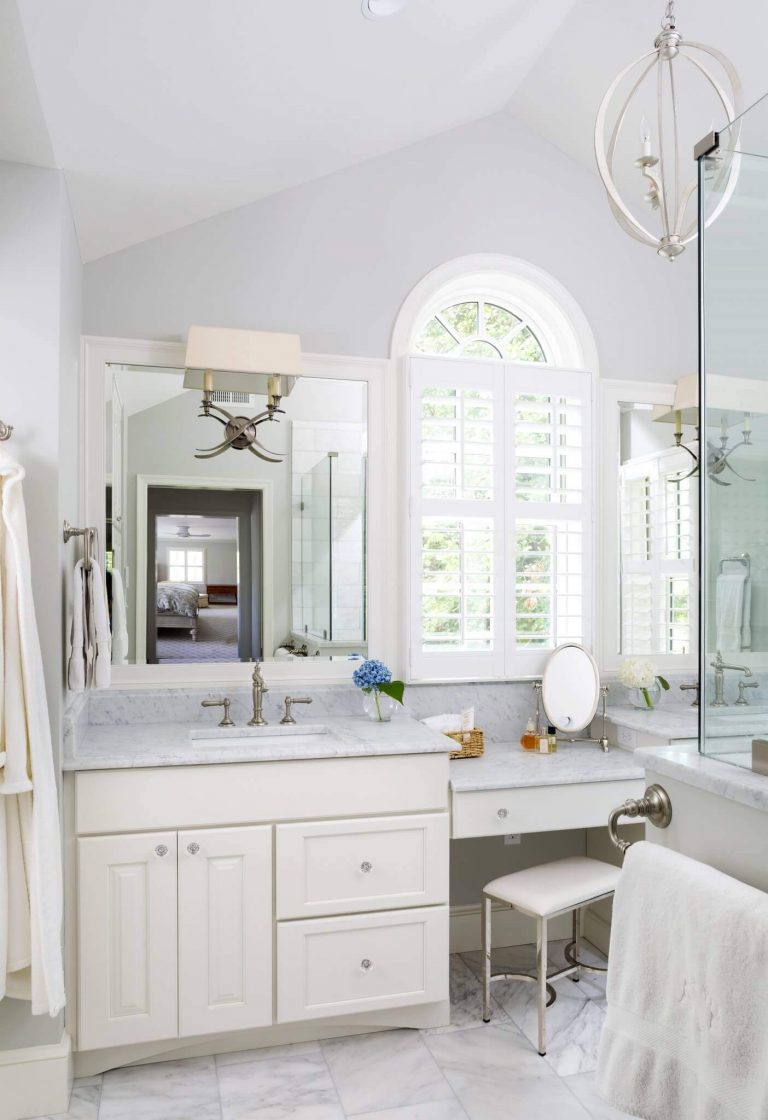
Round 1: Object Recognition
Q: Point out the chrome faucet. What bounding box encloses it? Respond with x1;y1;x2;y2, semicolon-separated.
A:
711;650;752;707
679;682;700;707
201;697;234;727
281;696;313;725
248;662;268;726
736;680;759;706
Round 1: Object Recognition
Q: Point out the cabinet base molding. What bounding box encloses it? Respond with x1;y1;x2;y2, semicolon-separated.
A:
449;903;570;954
0;1033;71;1120
72;1002;449;1078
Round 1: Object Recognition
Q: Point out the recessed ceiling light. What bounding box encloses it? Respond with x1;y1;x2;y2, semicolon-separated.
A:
361;0;408;19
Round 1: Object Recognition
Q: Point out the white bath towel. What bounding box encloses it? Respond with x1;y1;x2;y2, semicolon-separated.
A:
68;558;111;690
110;568;129;665
597;842;768;1120
741;576;752;651
0;452;65;1016
716;571;747;652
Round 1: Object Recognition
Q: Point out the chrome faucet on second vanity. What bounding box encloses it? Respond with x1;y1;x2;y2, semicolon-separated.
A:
711;650;752;707
248;662;268;726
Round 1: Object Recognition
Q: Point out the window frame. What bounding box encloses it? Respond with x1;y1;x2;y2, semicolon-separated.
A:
407;353;596;682
597;378;698;675
167;546;206;585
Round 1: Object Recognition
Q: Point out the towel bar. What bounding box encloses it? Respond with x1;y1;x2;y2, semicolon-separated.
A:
63;521;98;570
608;784;672;853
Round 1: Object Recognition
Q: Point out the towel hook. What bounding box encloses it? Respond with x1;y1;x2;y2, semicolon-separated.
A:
0;420;12;441
608;784;672;854
63;521;98;570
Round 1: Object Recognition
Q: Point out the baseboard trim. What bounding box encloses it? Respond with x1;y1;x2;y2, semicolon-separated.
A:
0;1032;71;1120
449;903;571;954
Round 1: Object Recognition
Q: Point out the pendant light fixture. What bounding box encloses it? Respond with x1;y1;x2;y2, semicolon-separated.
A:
594;1;742;260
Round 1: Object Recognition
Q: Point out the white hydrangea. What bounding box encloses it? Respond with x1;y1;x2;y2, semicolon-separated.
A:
618;657;658;688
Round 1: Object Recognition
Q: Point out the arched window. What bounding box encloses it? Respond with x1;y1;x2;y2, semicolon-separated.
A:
398;256;598;682
414;299;547;363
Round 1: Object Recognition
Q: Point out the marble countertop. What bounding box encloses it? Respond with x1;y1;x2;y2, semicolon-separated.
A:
63;712;452;772
604;704;698;739
450;739;645;793
637;746;768;815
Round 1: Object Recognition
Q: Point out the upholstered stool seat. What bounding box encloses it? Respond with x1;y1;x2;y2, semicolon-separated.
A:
482;856;620;1056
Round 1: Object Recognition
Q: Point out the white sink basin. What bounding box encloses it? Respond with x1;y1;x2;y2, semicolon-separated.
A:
190;723;331;743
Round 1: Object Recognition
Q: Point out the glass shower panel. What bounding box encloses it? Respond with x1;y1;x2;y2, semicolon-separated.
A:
701;102;768;768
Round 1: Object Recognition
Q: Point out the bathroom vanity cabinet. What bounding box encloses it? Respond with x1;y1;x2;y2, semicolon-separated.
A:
67;751;450;1066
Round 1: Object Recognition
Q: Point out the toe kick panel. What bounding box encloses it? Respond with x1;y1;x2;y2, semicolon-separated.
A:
277;906;449;1022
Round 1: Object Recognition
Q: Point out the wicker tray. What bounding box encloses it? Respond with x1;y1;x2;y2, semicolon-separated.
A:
445;728;485;759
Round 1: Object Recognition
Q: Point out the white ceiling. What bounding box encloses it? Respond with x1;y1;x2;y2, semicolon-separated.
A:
6;0;768;262
157;514;238;543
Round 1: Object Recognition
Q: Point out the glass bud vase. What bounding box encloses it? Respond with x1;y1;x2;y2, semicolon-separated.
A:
362;691;398;722
625;681;662;710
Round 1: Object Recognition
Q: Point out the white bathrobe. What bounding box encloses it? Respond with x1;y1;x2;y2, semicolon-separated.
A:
0;451;65;1016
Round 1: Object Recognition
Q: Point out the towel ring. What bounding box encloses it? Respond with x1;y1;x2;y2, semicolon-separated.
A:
608;784;672;854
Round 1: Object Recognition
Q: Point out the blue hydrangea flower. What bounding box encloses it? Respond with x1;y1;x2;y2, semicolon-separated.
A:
352;659;392;692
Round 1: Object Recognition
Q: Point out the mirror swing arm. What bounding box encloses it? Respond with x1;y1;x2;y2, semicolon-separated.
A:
532;682;610;753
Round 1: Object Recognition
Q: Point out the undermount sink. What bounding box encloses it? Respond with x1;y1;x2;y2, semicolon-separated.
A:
190;723;331;743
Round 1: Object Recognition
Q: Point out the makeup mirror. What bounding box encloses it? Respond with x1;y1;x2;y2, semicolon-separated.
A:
542;642;601;732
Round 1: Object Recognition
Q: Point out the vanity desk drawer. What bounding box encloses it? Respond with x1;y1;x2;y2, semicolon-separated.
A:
277;906;448;1022
276;813;449;919
451;779;646;839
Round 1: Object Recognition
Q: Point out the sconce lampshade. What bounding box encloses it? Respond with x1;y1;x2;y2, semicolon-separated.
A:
183;326;302;396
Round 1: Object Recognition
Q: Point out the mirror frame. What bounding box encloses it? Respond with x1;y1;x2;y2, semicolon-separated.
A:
81;335;398;686
542;642;600;732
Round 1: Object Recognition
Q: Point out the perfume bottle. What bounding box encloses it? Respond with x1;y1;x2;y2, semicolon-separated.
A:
520;718;538;751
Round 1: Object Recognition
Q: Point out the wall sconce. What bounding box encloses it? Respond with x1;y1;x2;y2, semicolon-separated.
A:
183;326;302;462
654;373;755;486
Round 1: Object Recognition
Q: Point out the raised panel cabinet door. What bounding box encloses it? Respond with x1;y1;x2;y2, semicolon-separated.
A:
78;831;178;1050
275;813;450;919
178;825;273;1037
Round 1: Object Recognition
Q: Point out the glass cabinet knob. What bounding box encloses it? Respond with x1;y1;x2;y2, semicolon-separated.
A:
360;861;373;873
187;842;200;855
497;808;509;820
154;844;169;857
361;958;373;971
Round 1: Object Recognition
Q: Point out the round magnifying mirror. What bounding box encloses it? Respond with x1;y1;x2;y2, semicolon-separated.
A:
541;643;601;733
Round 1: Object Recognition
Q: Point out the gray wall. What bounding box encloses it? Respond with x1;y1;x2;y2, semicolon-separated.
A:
83;111;697;381
0;160;82;1048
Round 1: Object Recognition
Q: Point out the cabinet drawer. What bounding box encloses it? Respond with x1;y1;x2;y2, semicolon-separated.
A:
276;813;449;919
451;779;646;839
277;906;448;1022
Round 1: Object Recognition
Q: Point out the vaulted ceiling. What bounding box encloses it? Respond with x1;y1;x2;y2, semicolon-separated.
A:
4;0;767;261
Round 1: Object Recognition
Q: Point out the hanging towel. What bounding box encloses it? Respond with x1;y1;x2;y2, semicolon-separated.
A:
0;451;65;1016
716;571;747;652
67;558;111;690
741;575;752;651
110;567;129;665
597;842;768;1120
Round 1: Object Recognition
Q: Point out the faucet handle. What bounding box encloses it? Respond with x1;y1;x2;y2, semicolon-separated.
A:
201;697;234;727
679;682;700;707
281;696;313;725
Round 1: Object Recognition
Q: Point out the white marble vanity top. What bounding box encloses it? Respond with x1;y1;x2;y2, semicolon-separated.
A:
604;704;698;739
450;739;644;792
637;746;768;815
63;711;451;771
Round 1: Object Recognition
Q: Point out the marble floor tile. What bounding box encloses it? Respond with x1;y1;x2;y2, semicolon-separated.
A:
563;1073;639;1120
424;1024;592;1120
321;1029;454;1116
217;1049;343;1120
99;1055;221;1120
350;1101;469;1119
216;1040;323;1068
36;1076;102;1120
425;955;511;1035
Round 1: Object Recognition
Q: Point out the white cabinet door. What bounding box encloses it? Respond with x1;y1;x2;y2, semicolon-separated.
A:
277;906;449;1022
178;825;273;1037
276;814;449;919
78;831;178;1050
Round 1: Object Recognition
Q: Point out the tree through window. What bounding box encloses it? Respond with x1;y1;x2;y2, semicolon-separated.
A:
415;300;547;363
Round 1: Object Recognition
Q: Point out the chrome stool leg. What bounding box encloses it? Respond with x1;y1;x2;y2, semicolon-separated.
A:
569;908;581;983
536;916;548;1056
482;894;492;1023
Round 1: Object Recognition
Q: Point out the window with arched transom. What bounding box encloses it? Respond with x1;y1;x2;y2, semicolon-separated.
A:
414;299;547;363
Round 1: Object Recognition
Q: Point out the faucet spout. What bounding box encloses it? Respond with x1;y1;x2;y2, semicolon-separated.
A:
248;662;269;726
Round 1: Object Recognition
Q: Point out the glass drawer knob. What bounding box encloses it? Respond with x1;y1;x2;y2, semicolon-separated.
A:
360;861;373;873
187;842;200;855
154;844;169;857
497;808;509;820
361;958;373;971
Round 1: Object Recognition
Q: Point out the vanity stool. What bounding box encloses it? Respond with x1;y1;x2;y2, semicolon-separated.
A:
481;856;620;1055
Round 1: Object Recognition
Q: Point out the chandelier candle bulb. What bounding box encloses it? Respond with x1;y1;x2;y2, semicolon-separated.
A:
203;369;213;394
640;115;652;158
674;410;682;437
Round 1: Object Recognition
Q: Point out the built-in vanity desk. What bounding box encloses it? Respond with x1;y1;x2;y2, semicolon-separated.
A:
599;704;699;751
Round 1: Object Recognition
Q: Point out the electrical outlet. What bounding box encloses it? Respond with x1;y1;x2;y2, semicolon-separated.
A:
503;834;521;845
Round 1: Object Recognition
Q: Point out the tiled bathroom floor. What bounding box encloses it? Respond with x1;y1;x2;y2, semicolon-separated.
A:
39;941;634;1120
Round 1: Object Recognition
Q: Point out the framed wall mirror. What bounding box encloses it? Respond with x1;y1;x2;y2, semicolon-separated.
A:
83;339;396;684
